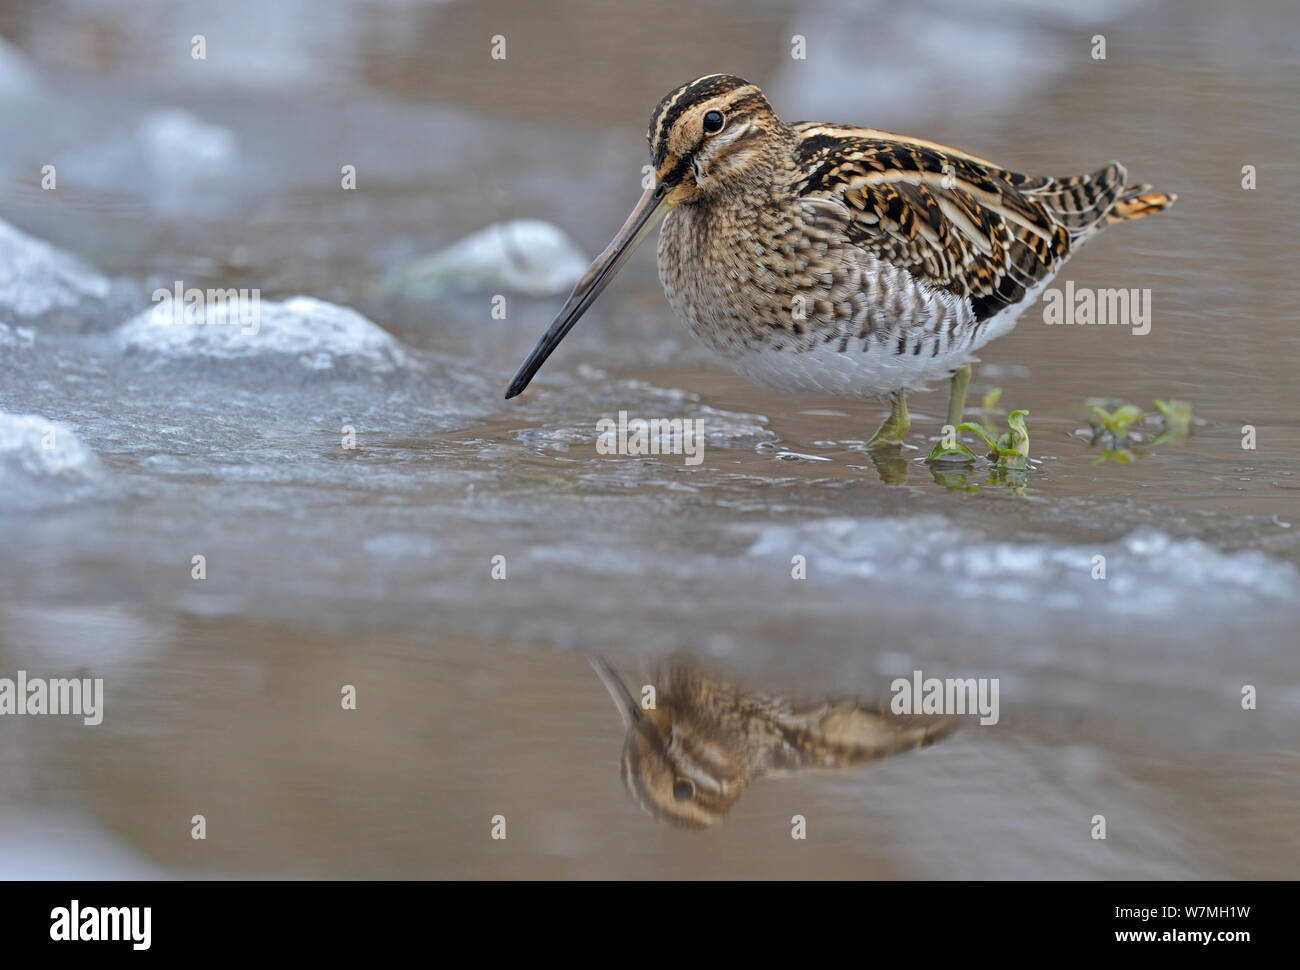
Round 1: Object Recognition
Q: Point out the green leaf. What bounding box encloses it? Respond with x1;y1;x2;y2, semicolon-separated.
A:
926;439;978;463
1091;448;1136;465
955;422;997;452
1090;404;1143;434
1006;409;1030;457
1152;398;1192;436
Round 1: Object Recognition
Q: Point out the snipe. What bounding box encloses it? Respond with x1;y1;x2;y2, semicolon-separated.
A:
506;74;1175;447
590;657;958;829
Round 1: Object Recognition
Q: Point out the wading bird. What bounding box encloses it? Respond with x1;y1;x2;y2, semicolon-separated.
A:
506;75;1174;448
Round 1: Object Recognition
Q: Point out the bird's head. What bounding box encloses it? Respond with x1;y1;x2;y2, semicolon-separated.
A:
590;657;745;830
504;75;785;399
646;74;785;204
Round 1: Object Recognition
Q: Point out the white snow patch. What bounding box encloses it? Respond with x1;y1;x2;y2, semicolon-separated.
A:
115;295;409;372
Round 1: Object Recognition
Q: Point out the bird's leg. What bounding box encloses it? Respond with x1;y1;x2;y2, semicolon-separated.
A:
945;363;972;428
867;390;910;448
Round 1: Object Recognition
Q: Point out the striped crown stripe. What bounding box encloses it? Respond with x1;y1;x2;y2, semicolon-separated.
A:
648;74;754;165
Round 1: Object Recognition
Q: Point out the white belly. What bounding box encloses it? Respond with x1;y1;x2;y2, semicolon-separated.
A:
718;331;975;399
675;274;1053;400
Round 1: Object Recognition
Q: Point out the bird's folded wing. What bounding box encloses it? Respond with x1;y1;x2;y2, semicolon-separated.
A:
792;124;1126;321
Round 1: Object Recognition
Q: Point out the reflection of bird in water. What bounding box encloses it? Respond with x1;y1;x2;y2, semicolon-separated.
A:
590;657;959;829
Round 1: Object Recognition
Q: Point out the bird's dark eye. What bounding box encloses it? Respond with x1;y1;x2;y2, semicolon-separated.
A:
702;111;725;134
672;778;695;802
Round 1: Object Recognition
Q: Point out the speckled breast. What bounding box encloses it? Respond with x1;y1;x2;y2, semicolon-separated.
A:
655;201;986;399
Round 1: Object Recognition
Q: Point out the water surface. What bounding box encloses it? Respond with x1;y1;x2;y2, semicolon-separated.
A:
0;0;1297;878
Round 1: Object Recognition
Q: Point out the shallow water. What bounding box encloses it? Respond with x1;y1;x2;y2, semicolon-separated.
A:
1;0;1298;878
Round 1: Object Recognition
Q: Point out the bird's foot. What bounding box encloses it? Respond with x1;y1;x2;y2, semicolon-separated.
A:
866;391;910;449
945;363;972;428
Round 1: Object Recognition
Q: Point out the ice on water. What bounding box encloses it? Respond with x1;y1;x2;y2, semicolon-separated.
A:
0;411;103;507
0;218;115;328
378;219;589;299
115;295;412;373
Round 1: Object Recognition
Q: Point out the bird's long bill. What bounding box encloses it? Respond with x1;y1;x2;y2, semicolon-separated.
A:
505;182;671;399
588;656;642;730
